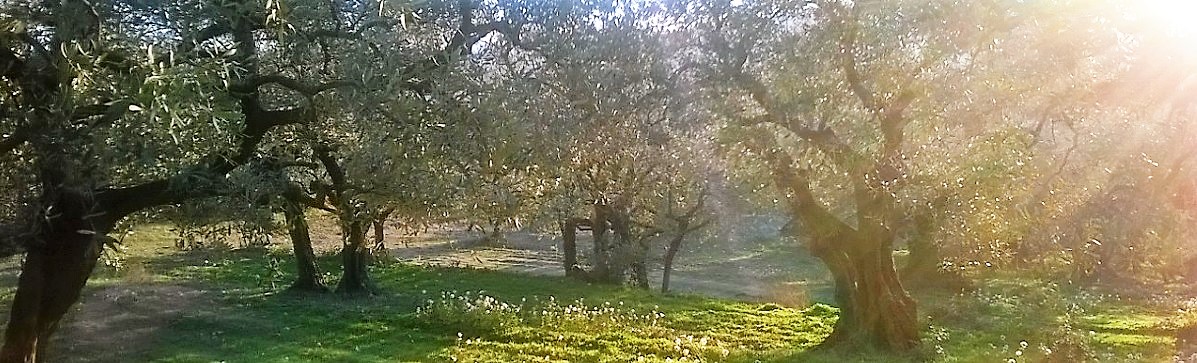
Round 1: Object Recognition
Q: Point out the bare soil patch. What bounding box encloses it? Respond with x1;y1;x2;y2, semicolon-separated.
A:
48;283;211;362
305;215;833;303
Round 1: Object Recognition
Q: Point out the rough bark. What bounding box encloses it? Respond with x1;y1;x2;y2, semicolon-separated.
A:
335;218;374;294
810;235;919;351
770;160;919;351
371;210;391;252
630;260;650;289
313;145;375;295
0;1;510;359
282;200;324;292
719;4;923;349
606;204;635;285
902;209;940;276
590;205;612;281
660;190;708;293
0;185;105;363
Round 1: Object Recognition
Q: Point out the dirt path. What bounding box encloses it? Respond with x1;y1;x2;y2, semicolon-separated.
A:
44;283;211;362
308;217;833;304
0;215;825;361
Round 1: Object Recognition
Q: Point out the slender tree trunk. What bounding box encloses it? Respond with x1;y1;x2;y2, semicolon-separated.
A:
282;201;324;292
372;218;385;251
661;233;685;293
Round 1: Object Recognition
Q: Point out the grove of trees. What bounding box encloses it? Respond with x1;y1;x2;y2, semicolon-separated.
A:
2;0;1196;361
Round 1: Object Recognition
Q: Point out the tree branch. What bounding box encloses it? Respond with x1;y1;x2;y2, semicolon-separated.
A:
231;75;362;97
830;4;879;114
93;104;313;229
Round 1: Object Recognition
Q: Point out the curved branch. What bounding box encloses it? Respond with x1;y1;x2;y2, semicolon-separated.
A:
830;4;878;113
94;104;313;229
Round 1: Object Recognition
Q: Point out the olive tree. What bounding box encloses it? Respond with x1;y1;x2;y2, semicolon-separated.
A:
680;0;1025;351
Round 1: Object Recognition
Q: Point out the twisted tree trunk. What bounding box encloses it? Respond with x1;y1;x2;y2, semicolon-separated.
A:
282;200;324;292
336;218;374;294
771;160;919;351
313;145;375;295
811;235;919;350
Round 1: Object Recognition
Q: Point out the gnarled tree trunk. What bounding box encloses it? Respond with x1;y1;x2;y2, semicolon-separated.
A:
0;187;103;363
336;218;374;294
810;235;919;351
314;145;375;295
371;209;392;252
282;200;324;292
765;150;920;352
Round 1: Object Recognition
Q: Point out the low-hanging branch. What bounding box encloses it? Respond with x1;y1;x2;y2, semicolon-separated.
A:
94;103;314;230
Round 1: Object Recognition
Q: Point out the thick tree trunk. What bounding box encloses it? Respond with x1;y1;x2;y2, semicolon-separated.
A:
1;188;103;363
335;219;374;294
561;219;580;278
312;144;374;295
631;260;649;289
590;205;611;282
282;201;324;292
902;211;941;280
765;152;920;352
810;235;919;351
607;206;635;285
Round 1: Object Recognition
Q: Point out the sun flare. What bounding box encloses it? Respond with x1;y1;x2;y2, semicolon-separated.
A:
1139;0;1197;38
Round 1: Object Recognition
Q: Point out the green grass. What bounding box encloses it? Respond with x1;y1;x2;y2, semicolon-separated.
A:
0;224;1192;362
124;249;841;362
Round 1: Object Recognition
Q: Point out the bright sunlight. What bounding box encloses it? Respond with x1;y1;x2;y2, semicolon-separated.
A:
4;1;1197;362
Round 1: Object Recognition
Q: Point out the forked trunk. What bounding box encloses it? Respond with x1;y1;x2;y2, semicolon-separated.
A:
282;202;324;292
810;235;919;351
335;219;374;294
371;208;393;253
372;218;385;251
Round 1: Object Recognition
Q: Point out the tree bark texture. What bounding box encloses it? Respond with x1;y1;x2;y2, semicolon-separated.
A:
335;218;374;294
282;200;324;292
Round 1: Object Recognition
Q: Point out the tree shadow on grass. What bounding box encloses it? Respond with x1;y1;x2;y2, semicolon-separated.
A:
96;248;452;362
